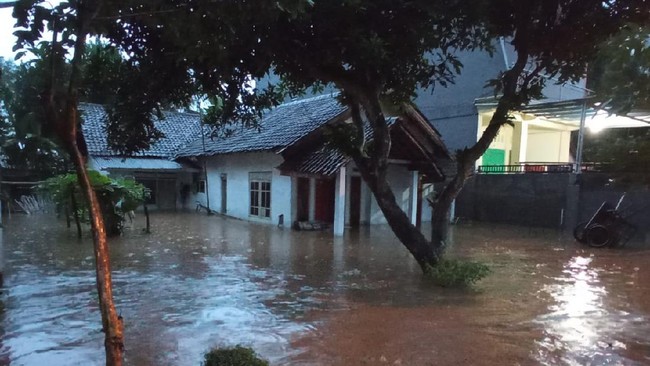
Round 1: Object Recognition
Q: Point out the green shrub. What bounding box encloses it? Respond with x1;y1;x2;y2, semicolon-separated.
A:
40;170;148;236
202;346;269;366
424;259;491;287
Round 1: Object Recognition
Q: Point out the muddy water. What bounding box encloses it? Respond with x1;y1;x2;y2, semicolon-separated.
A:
0;213;649;365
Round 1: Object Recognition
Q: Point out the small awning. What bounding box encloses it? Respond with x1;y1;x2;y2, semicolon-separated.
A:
90;157;199;172
476;97;650;131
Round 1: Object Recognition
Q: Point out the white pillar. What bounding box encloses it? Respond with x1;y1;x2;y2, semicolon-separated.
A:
450;199;456;223
333;166;346;236
519;121;529;164
408;171;418;225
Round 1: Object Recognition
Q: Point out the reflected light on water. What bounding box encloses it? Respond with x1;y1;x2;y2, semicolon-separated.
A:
535;256;635;365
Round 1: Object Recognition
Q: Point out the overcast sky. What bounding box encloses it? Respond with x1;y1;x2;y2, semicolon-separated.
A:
0;7;17;60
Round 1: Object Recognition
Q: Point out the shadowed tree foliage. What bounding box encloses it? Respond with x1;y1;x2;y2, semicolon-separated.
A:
589;24;650;115
583;128;650;186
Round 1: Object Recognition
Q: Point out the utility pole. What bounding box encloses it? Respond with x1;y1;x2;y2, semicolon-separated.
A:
575;99;588;175
197;99;211;215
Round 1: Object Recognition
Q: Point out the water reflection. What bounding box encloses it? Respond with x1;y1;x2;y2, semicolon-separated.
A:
536;255;650;365
0;214;649;365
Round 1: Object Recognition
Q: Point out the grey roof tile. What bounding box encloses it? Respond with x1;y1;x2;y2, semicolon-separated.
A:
80;103;204;158
176;93;347;157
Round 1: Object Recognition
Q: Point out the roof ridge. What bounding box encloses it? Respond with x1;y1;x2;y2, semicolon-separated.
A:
276;92;341;108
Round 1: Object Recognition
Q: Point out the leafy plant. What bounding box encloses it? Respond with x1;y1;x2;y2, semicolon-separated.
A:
40;170;148;236
202;346;269;366
424;259;491;288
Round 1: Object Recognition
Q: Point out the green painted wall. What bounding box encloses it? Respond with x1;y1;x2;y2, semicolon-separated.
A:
482;148;505;166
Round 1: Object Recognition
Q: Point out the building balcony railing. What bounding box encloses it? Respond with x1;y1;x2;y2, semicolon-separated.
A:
477;162;605;174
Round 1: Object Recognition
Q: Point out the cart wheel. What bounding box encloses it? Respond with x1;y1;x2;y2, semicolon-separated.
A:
585;224;614;248
573;221;589;243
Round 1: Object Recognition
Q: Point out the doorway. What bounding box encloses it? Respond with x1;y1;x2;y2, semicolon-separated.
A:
296;177;310;221
314;178;335;222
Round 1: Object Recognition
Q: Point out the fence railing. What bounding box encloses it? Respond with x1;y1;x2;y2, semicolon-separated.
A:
478;162;606;174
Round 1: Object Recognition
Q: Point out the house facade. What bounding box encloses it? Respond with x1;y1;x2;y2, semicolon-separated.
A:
176;94;450;235
81;103;202;210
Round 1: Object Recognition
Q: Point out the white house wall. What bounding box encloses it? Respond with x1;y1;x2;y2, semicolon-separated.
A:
86;164;195;211
526;129;572;163
198;152;292;225
350;164;432;225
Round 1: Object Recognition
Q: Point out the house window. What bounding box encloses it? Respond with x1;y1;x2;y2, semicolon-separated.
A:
198;180;206;193
249;172;271;218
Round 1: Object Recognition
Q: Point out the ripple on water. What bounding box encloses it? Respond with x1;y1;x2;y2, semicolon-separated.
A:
2;214;650;365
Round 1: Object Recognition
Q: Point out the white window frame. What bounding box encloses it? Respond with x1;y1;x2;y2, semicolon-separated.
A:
249;172;272;218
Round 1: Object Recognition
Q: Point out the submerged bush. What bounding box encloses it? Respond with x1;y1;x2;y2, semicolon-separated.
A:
424;259;491;287
40;170;148;236
202;346;269;366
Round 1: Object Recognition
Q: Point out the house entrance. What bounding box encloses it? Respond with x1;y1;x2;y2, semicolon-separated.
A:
315;178;335;223
157;179;177;210
296;177;310;221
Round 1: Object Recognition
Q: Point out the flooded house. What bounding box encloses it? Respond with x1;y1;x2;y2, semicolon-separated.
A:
80;103;203;210
80;94;451;235
177;94;451;235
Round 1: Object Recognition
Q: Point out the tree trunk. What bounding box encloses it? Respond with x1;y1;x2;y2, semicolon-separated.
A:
66;102;124;365
347;94;439;271
45;1;124;363
430;43;532;246
356;161;439;270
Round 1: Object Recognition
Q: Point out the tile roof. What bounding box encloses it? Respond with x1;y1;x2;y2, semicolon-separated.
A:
80;103;204;158
89;156;196;171
277;118;398;177
176;93;347;157
282;146;350;177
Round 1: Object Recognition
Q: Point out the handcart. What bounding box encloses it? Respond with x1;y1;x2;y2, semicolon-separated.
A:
573;193;640;248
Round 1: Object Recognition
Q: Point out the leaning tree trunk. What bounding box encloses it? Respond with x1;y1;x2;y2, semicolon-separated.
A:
347;94;439;272
44;2;124;363
355;162;440;270
430;43;532;247
65;101;124;365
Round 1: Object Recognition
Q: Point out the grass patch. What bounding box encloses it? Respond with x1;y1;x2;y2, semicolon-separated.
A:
202;346;269;366
424;259;491;287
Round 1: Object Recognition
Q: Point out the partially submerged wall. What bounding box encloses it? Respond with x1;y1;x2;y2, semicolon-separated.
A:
456;173;570;228
456;173;650;242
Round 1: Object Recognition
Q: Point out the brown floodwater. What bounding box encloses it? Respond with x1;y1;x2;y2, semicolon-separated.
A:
0;212;649;365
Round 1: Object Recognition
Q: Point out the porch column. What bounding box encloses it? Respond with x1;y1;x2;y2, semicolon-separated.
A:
408;171;418;225
519;121;528;163
333;166;346;236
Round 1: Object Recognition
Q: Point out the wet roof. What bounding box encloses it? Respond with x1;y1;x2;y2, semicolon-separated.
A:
89;156;196;171
176;93;347;157
80;103;204;158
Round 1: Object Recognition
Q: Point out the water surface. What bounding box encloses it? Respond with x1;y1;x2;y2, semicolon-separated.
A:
0;213;648;365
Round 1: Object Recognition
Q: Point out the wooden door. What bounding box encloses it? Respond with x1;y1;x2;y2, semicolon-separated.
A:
315;179;335;222
296;177;310;221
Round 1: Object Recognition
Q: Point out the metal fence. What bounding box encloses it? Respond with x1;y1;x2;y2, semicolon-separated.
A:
477;162;607;174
